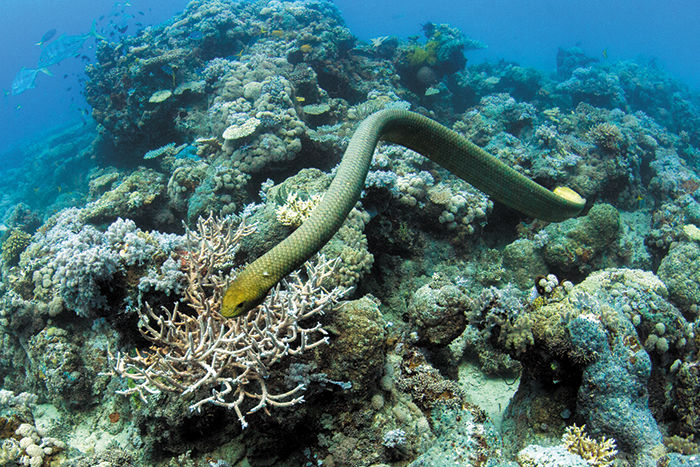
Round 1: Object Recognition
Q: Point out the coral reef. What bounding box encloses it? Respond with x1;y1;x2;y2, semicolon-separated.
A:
108;215;344;428
15;208;184;317
1;0;700;465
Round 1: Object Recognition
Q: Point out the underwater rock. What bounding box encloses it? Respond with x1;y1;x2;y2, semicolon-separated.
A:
323;296;386;395
3;203;41;234
658;242;700;312
500;268;684;464
27;327;92;409
557;66;627;110
82;167;169;229
407;279;470;346
556;46;599;79
406;404;502;466
542;203;621;278
502;238;549;290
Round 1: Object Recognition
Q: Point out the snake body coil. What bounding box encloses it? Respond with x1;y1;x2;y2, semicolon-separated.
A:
221;109;585;317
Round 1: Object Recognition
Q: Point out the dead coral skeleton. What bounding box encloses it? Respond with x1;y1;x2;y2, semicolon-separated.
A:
106;214;345;428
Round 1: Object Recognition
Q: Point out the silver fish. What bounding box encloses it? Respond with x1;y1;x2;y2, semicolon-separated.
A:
11;67;53;95
38;21;104;68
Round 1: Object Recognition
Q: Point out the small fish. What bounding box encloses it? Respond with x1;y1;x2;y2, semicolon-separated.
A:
300;44;313;53
271;30;284;38
38;21;104;68
296;96;305;102
602;48;608;59
36;28;57;47
11;67;53;95
138;10;144;15
188;31;204;40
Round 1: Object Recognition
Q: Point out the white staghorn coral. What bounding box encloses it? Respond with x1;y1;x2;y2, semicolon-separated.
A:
106;213;345;428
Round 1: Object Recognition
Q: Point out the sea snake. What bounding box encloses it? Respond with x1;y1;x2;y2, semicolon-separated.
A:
221;109;586;317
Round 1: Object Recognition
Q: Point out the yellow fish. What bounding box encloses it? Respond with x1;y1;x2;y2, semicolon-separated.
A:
300;44;313;53
271;30;284;38
296;96;305;102
602;48;608;59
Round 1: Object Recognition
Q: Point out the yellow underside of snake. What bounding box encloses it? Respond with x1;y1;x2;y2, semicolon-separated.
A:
221;109;586;317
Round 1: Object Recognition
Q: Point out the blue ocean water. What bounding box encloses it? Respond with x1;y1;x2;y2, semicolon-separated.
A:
2;0;699;157
0;0;188;155
333;0;700;91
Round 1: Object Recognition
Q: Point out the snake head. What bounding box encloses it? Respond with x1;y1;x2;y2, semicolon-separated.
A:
221;280;266;317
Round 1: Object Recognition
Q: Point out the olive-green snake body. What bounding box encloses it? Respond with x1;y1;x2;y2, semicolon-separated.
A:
221;109;585;317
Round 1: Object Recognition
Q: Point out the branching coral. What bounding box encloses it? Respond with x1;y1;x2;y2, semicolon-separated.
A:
562;424;617;467
276;192;323;227
106;214;346;428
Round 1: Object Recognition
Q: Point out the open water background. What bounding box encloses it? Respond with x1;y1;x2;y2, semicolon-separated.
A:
1;0;699;157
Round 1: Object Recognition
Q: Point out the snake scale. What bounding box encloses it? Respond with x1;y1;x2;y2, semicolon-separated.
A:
221;109;586;317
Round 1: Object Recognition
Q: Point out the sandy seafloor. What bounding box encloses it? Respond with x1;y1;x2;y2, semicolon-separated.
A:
2;1;700;466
